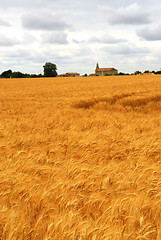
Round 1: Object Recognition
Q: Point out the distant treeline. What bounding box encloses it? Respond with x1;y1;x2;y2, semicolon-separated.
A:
118;70;161;75
1;69;161;78
0;70;43;78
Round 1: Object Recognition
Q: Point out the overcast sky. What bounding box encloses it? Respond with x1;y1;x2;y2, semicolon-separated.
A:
0;0;161;75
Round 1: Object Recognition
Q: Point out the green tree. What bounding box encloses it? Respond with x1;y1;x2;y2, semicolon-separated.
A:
155;71;161;74
1;70;12;78
11;71;25;78
134;70;142;75
43;62;57;77
118;72;125;75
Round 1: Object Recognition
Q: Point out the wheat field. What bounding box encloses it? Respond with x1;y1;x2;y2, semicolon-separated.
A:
0;75;161;240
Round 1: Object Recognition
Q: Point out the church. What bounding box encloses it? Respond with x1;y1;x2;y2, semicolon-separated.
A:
95;63;118;76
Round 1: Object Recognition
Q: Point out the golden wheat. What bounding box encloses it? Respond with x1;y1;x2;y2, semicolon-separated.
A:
0;75;161;239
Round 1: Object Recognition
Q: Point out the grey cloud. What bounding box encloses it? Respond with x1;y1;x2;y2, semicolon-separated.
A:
72;39;83;44
108;3;150;25
103;43;150;55
42;32;69;44
22;33;37;44
0;0;45;8
72;35;126;44
89;35;126;44
1;48;32;59
0;34;20;47
73;46;92;57
137;25;161;41
0;18;11;26
22;13;71;31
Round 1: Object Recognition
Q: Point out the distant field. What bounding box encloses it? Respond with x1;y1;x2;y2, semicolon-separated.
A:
0;75;161;239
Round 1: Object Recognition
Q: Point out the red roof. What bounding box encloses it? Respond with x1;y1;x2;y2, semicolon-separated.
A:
58;74;68;77
141;73;154;75
96;68;117;72
66;72;80;75
58;72;80;77
89;73;95;76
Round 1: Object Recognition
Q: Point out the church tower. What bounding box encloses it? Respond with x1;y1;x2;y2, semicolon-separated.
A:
96;63;99;70
95;63;99;75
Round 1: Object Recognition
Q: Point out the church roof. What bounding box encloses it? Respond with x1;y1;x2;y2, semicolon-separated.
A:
96;68;117;72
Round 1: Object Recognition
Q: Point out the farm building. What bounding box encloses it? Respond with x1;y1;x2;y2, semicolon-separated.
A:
95;63;118;76
58;72;80;77
89;73;95;76
141;73;154;75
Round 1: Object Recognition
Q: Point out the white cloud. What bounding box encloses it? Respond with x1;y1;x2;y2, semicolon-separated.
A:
41;32;69;44
0;0;161;74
